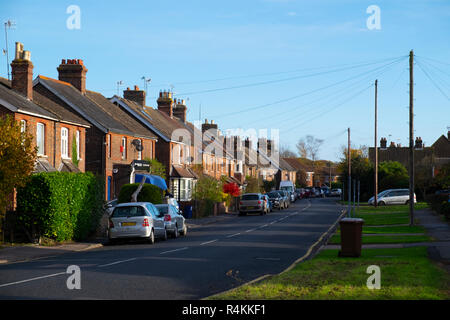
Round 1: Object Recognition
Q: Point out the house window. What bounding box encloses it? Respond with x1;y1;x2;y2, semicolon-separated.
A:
137;139;142;160
171;178;193;201
36;122;45;156
107;134;111;158
61;127;69;158
121;137;127;160
20;120;26;133
76;130;81;160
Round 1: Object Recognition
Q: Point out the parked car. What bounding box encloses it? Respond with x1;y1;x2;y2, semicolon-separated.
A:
239;193;269;215
154;204;187;238
165;197;180;212
104;199;118;217
267;191;286;210
330;188;342;197
108;202;167;244
262;194;273;212
368;189;416;206
277;190;290;208
280;181;296;202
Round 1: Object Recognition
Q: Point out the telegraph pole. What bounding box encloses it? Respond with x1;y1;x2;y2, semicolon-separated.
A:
409;50;415;226
347;127;351;217
374;79;378;208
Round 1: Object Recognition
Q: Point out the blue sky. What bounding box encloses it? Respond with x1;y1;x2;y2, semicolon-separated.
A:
1;0;449;161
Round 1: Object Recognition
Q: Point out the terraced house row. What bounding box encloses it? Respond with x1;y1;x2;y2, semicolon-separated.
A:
1;42;299;209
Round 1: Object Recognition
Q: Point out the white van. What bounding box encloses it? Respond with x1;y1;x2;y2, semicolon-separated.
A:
279;181;295;202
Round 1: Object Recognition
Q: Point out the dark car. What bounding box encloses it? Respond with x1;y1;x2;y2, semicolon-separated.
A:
267;191;286;210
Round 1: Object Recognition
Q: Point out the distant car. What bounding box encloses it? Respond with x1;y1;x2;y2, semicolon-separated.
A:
368;189;416;206
239;193;269;216
262;194;273;212
155;204;187;238
277;190;290;208
330;188;342;197
267;191;287;210
108;202;167;244
435;189;450;197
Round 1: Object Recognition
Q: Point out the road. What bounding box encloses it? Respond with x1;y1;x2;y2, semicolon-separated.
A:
0;198;343;300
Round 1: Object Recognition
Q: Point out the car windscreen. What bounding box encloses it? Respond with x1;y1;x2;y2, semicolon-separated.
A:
155;205;169;214
268;192;280;198
112;206;146;218
242;194;259;200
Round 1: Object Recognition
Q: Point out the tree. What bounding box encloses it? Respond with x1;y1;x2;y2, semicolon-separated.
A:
378;161;409;191
279;144;297;158
0;115;37;230
72;134;79;167
144;157;166;180
296;135;324;186
433;162;450;189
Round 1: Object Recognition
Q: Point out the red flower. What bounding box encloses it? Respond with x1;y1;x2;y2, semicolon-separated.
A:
223;182;240;197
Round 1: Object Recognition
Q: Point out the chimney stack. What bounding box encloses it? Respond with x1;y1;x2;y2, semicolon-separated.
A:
57;59;88;94
380;137;387;149
415;137;423;149
123;85;146;107
173;99;187;123
157;90;174;117
244;137;252;150
201;118;218;134
11;42;34;100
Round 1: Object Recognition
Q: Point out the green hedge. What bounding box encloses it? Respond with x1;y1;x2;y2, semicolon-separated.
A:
16;172;104;242
118;183;163;204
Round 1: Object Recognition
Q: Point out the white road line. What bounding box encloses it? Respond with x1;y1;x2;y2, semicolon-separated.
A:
160;247;188;255
226;232;241;238
245;229;255;233
260;224;268;228
98;258;137;268
0;272;66;288
200;239;218;246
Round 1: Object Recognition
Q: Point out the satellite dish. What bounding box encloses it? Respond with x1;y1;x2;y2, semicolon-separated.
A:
131;139;143;151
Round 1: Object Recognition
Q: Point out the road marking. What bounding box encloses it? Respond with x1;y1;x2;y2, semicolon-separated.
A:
260;224;268;228
98;258;137;268
200;239;218;246
0;272;66;288
245;229;255;233
160;247;188;255
226;232;241;238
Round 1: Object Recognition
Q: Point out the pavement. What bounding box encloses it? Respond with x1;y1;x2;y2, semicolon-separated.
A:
0;212;237;265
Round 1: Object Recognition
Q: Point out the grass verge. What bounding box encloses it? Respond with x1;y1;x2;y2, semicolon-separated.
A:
209;247;449;300
328;234;432;244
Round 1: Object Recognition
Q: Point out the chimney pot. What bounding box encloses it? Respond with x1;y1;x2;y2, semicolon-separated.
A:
11;42;34;100
57;58;88;93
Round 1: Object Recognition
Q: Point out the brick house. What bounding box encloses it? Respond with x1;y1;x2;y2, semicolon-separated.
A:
368;132;450;178
110;90;197;203
0;43;90;174
33;59;158;200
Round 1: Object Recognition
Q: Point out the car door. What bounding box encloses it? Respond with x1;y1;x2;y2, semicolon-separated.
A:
387;191;400;205
146;204;165;237
172;205;184;231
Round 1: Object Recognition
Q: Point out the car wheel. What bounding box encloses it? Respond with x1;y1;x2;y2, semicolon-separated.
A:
173;225;179;238
147;229;155;245
378;201;386;206
162;228;168;241
405;200;409;205
180;224;187;236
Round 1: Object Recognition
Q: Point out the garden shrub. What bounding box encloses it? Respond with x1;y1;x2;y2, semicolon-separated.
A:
118;183;163;204
16;172;104;242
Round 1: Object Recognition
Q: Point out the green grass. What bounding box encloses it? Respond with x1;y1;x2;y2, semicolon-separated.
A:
210;247;449;300
336;225;426;234
328;234;433;244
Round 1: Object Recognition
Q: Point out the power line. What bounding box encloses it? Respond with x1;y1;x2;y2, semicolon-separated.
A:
416;59;450;101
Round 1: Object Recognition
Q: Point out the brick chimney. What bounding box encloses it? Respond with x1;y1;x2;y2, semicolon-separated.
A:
244;137;252;150
57;59;88;94
415;137;423;149
124;85;146;107
380;137;387;149
201;119;218;135
173;99;187;123
157;90;174;117
11;42;33;100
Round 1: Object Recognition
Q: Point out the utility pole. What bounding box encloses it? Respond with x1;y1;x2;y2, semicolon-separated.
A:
116;80;123;96
347;127;351;217
409;50;415;226
3;20;15;81
374;79;378;208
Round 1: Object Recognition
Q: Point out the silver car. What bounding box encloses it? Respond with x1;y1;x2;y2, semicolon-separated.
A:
155;204;187;238
368;189;417;206
108;202;167;244
239;193;269;216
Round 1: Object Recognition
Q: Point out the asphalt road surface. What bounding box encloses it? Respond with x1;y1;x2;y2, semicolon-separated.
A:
0;197;343;300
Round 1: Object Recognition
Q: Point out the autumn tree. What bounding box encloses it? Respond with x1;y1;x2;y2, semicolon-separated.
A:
0;115;37;230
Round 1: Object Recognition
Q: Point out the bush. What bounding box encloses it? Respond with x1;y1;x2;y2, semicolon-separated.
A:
118;183;163;204
16;172;104;242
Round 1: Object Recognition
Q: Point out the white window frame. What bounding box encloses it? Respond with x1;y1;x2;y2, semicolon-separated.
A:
36;122;45;156
61;127;69;159
76;130;81;160
121;137;127;160
137;139;142;160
